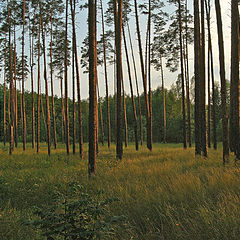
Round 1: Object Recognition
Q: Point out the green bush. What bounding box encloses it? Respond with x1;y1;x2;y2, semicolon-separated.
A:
26;182;125;240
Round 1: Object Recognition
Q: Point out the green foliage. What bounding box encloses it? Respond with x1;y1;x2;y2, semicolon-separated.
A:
26;183;125;240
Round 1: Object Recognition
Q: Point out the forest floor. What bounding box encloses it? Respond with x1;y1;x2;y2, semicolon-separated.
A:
0;143;240;240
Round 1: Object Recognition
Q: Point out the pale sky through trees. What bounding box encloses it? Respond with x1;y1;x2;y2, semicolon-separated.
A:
0;0;231;100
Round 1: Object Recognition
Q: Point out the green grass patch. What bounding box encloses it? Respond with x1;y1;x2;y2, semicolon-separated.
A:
0;143;240;239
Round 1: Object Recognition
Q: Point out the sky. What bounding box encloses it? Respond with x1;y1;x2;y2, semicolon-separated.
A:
1;0;232;100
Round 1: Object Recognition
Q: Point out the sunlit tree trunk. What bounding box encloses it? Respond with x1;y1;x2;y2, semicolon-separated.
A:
50;9;57;150
72;33;76;154
41;21;51;156
127;21;143;146
134;0;151;150
114;0;123;159
14;26;18;148
178;0;187;149
122;77;128;148
22;0;26;151
205;0;217;150
160;55;166;143
148;0;152;150
8;1;14;154
100;0;111;148
64;0;70;155
19;76;23;136
185;0;191;147
29;19;35;149
37;12;41;153
207;39;211;149
40;92;47;142
60;73;66;144
215;0;229;163
123;24;138;150
205;0;211;149
3;50;6;147
123;27;138;150
97;82;104;146
70;0;83;158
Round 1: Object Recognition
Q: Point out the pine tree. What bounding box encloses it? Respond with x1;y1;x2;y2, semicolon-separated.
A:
194;0;201;155
134;0;151;150
88;0;97;175
215;0;229;163
115;0;123;159
230;0;239;159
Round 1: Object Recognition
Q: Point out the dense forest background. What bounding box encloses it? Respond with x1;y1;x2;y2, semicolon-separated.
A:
0;78;227;144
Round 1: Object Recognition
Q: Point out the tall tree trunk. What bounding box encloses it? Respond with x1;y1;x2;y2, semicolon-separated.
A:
88;0;97;175
50;9;57;150
22;0;26;151
40;94;47;141
3;50;6;147
72;33;76;154
95;0;99;155
148;0;152;150
60;73;66;144
230;0;240;159
205;0;217;150
160;55;167;143
185;0;191;147
206;0;211;149
97;82;104;146
122;77;128;148
8;1;14;154
134;0;151;150
14;26;18;148
100;0;111;148
178;0;187;149
30;20;35;149
114;52;117;145
37;12;41;153
145;24;149;84
207;38;211;148
114;0;123;159
96;85;99;154
19;74;23;136
41;20;51;156
8;89;11;127
127;21;143;146
64;0;70;155
194;0;201;155
200;0;207;156
123;24;138;150
215;0;229;163
70;0;83;158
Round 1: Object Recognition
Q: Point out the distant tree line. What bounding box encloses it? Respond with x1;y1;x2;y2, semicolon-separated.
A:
0;79;227;145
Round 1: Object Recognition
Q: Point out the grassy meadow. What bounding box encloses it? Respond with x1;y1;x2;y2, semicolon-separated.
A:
0;143;240;239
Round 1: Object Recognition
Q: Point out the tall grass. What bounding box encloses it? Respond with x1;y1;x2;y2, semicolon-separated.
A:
0;143;240;239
